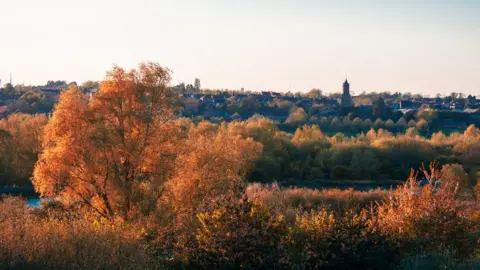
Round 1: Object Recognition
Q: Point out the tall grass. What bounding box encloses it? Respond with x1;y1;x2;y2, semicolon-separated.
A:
0;197;161;270
246;182;388;209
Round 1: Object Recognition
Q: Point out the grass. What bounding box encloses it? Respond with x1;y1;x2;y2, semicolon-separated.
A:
0;197;163;270
279;179;403;190
246;182;388;209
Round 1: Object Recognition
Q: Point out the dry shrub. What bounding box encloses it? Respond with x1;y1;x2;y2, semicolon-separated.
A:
282;208;336;268
440;163;472;198
193;196;287;269
191;187;396;269
374;164;478;258
282;207;396;269
0;197;158;270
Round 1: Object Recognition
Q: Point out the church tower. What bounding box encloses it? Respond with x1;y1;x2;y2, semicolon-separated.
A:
341;79;352;107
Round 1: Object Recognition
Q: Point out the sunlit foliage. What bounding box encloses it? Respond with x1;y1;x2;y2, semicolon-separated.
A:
33;62;179;219
0;113;47;185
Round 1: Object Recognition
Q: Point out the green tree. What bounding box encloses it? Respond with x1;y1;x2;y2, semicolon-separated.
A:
2;83;15;97
441;164;471;196
194;78;201;91
451;92;458;102
81;80;100;90
396;117;408;131
385;119;396;131
349;150;378;179
416;119;429;133
408;120;417;128
363;118;373;131
306;88;323;99
286;108;307;125
374;118;384;129
372;97;386;119
330;117;342;131
352;117;363;132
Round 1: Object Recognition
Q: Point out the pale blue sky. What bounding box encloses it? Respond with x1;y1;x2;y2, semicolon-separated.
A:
1;0;479;95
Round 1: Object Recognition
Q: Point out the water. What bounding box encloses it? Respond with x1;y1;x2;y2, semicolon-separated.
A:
0;187;49;207
26;198;42;208
26;198;55;208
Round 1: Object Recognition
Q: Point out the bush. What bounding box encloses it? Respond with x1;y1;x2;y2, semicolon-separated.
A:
375;165;478;258
193;197;287;269
474;172;480;201
283;208;397;269
440;163;472;198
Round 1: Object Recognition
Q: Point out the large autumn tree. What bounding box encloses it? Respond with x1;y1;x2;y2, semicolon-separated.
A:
33;62;179;219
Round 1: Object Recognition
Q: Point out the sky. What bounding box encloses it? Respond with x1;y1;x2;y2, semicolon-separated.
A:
0;0;479;95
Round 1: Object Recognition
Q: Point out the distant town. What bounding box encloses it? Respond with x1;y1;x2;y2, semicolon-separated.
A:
0;78;478;134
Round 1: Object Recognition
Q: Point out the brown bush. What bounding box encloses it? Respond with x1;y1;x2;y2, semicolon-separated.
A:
374;164;478;258
193;196;287;269
282;207;397;269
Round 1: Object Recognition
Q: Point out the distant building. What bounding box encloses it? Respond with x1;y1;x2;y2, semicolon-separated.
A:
341;79;352;107
450;102;464;112
200;95;214;105
38;86;63;94
399;100;415;109
214;97;226;105
184;98;199;113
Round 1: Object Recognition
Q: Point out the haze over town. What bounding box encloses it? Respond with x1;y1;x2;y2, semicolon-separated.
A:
1;0;479;95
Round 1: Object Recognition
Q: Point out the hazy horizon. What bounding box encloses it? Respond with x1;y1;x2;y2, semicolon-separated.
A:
1;0;479;95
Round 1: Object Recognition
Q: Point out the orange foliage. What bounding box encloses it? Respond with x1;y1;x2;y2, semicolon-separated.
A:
165;124;263;218
0;113;48;185
33;62;179;219
374;163;477;256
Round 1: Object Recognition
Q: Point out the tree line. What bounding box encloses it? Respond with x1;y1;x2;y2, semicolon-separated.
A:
2;105;480;187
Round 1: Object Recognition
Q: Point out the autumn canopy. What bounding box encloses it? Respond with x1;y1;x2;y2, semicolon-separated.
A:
32;62;262;219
